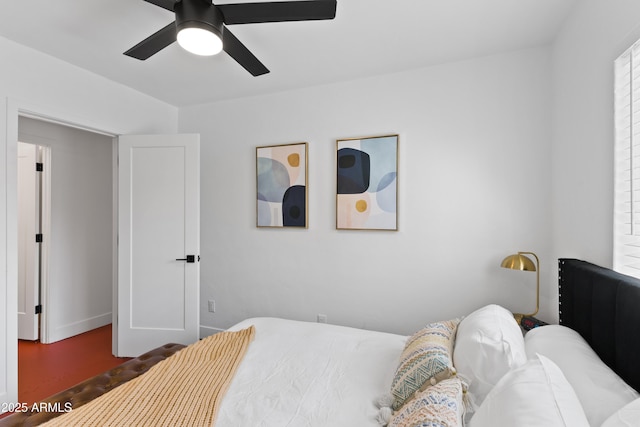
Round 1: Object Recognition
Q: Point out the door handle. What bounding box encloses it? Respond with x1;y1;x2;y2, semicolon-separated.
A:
176;255;196;263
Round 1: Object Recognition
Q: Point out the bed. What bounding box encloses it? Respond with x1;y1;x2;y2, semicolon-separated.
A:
1;258;639;426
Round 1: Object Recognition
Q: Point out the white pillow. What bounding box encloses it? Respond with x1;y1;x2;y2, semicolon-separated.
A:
469;354;590;427
601;398;640;427
525;325;639;427
453;304;526;405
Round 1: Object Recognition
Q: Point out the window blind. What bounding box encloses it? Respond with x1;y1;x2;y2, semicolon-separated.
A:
614;41;640;277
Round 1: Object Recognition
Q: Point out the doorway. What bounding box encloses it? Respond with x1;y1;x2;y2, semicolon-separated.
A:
17;116;115;345
2;101;125;406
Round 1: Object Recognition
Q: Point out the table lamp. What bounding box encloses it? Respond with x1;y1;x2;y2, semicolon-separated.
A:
500;251;539;324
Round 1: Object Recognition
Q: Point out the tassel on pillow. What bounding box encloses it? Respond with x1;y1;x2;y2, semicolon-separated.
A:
375;393;395;409
457;374;476;426
376;407;393;426
375;393;395;426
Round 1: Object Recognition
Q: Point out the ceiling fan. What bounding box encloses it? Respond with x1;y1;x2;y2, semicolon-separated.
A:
125;0;337;76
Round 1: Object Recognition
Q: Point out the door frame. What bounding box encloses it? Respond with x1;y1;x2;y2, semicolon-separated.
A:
3;98;119;404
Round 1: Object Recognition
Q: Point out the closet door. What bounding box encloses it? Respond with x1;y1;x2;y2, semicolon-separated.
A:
17;142;39;341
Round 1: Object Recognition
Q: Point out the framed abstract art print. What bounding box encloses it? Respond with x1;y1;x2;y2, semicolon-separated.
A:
256;142;308;228
336;134;398;230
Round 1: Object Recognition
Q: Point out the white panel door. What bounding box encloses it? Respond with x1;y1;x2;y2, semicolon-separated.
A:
117;134;200;357
17;142;39;341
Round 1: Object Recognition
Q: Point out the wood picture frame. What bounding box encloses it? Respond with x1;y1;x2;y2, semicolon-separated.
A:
256;142;308;228
336;134;398;230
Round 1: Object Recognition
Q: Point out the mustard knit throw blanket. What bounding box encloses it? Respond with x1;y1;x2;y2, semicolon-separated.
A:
44;326;255;427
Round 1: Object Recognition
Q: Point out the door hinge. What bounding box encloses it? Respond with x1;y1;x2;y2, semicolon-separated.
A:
36;162;43;172
35;233;43;243
35;305;42;314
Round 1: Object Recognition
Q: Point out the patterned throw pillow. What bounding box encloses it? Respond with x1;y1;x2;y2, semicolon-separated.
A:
390;319;460;410
388;378;465;427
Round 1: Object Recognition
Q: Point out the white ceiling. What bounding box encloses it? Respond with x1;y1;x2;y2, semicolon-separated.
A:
0;0;578;107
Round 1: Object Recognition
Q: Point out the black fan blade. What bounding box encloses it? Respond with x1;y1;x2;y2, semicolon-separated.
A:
143;0;177;12
223;28;269;76
124;22;177;60
217;0;336;25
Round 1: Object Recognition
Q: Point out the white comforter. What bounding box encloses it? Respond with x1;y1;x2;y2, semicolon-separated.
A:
219;317;406;426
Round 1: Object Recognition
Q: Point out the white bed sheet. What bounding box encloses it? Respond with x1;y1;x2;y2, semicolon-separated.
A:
219;317;406;427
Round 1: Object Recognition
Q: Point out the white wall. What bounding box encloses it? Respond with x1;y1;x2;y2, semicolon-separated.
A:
181;46;554;336
551;1;640;269
19;117;114;343
0;37;177;135
0;35;178;406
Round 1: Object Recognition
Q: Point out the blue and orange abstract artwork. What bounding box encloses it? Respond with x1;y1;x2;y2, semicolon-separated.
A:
257;142;308;228
336;135;398;230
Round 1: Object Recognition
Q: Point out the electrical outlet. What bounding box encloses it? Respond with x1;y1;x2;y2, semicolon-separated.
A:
208;300;216;313
317;314;327;324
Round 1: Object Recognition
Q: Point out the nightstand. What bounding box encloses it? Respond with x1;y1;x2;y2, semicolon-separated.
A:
521;316;548;331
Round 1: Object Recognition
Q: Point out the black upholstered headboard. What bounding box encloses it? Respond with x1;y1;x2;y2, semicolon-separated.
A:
558;258;640;391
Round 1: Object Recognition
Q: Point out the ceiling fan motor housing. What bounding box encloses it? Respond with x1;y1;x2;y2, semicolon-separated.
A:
175;0;224;40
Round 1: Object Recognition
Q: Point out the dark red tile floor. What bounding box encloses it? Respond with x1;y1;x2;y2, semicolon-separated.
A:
1;324;130;418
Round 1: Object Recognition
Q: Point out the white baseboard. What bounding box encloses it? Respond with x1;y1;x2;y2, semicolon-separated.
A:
47;312;112;344
47;318;223;342
200;325;225;339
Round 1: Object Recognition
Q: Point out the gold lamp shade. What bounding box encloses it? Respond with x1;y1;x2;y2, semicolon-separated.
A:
501;254;536;272
501;251;540;324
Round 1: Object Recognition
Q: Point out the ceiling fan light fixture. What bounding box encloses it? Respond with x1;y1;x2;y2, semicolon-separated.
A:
126;0;337;76
174;0;224;57
177;26;223;56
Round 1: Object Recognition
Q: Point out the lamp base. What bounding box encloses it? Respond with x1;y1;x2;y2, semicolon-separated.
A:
512;313;524;325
